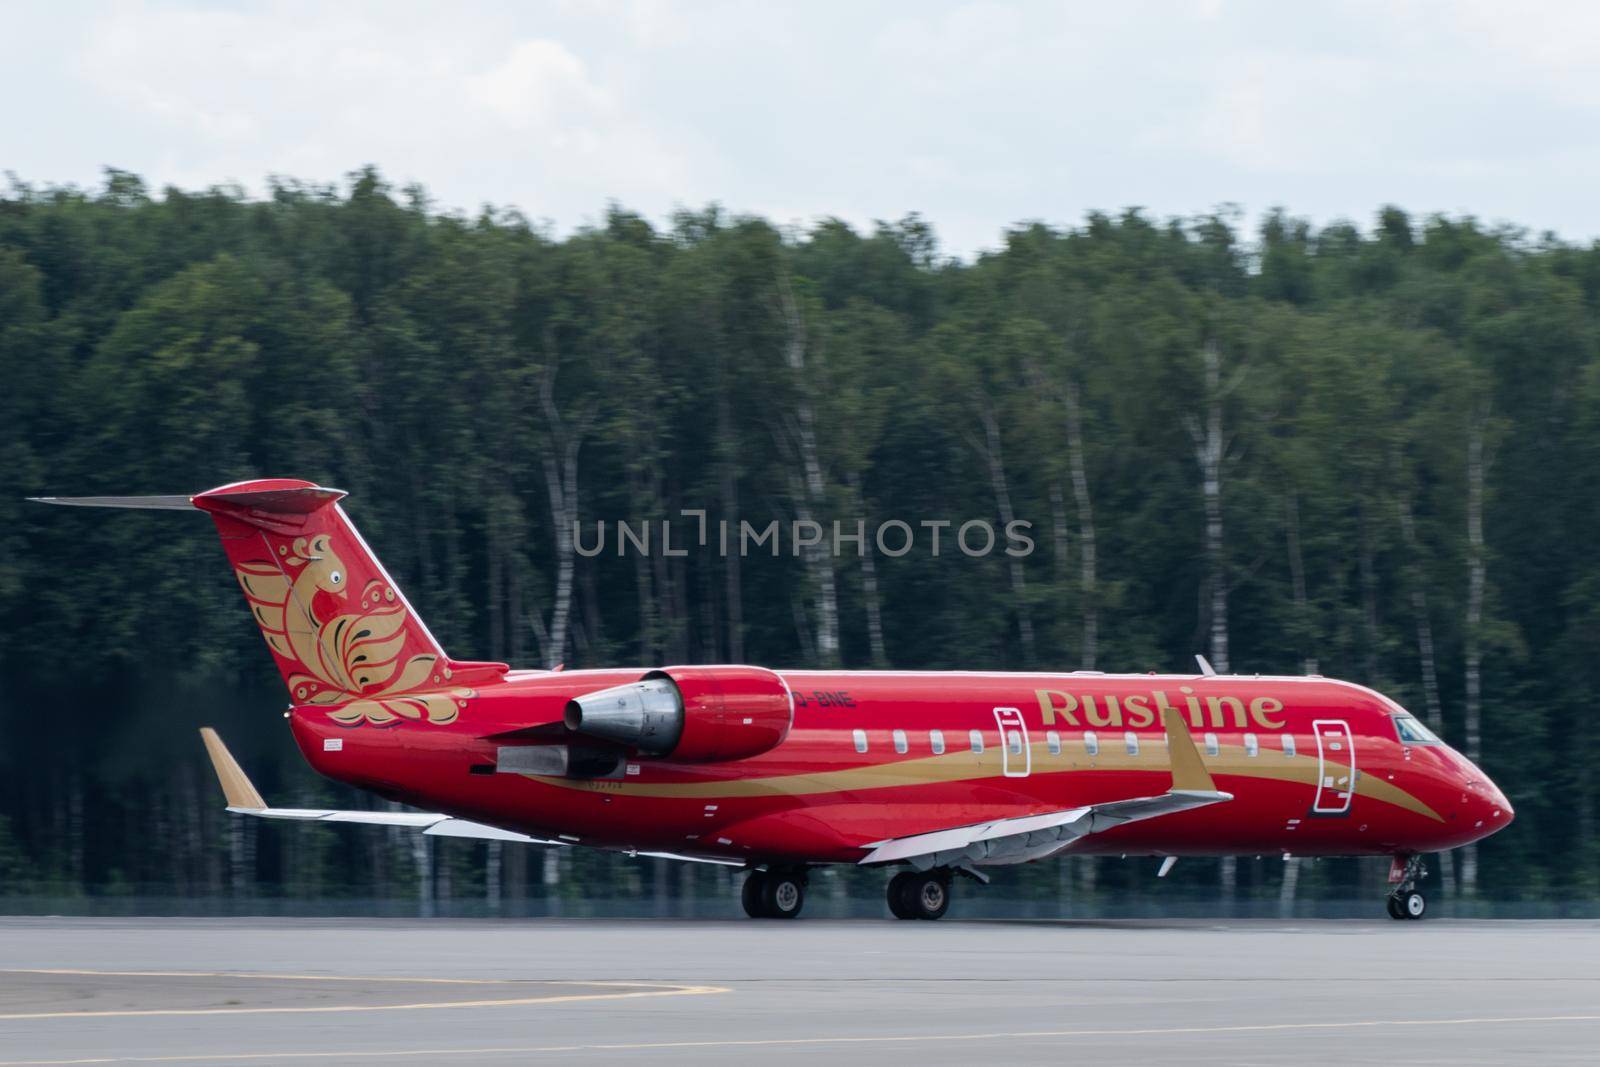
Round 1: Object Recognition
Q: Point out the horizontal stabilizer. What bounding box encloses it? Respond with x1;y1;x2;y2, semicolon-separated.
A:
28;483;347;516
28;494;197;510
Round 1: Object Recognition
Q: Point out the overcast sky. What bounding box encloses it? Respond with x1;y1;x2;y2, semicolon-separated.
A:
5;0;1599;258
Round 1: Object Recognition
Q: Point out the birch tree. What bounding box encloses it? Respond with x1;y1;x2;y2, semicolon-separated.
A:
1023;355;1098;669
777;269;841;666
536;343;593;669
975;393;1037;665
1186;340;1231;674
1062;379;1099;669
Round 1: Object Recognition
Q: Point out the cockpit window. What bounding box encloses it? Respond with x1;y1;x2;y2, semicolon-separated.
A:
1393;714;1442;745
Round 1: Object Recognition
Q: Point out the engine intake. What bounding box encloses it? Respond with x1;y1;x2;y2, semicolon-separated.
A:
563;665;793;763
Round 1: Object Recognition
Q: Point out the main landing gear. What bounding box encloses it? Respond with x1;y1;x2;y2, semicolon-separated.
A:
1386;854;1428;921
742;868;807;919
887;869;952;920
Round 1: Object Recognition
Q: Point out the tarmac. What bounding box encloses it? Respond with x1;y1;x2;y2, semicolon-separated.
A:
2;916;1598;1064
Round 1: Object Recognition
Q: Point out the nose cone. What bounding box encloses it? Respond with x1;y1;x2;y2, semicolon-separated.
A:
1458;756;1514;842
1486;776;1514;827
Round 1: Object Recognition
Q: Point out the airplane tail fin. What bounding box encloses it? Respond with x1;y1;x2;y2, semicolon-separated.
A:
31;478;504;726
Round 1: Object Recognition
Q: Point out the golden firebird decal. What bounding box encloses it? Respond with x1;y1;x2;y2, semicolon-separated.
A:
235;536;471;727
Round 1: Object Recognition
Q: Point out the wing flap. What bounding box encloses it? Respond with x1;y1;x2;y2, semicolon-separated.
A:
424;819;546;843
321;811;449;827
1084;788;1227;830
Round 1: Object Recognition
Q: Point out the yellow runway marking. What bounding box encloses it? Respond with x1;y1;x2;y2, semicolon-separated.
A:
2;1013;1599;1063
0;968;726;1021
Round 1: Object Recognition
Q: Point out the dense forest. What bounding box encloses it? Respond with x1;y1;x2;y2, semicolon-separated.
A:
2;168;1598;911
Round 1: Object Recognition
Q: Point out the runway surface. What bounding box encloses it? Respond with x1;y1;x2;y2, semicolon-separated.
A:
2;916;1597;1064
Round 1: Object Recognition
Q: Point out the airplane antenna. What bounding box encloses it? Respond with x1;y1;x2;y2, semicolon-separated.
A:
1195;654;1217;676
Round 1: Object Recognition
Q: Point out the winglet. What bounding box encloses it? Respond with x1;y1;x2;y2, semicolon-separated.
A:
1161;706;1217;793
199;728;267;810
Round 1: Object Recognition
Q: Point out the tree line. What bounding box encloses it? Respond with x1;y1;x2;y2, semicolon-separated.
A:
2;168;1597;907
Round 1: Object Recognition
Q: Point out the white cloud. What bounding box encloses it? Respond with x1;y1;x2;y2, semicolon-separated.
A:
2;0;1596;257
466;39;610;134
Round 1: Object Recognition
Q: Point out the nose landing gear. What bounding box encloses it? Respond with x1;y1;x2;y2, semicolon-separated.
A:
1386;854;1428;921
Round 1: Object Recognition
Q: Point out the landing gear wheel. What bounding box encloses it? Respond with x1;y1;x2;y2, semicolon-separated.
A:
903;872;951;920
742;871;770;918
762;871;806;919
887;872;918;919
1385;854;1429;921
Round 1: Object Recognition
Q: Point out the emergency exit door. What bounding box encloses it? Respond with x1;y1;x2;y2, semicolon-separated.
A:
993;707;1030;778
1312;719;1355;815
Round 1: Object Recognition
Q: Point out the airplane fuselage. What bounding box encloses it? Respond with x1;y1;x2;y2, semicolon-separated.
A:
289;668;1511;866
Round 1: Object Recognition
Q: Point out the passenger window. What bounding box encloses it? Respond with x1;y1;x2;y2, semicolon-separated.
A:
1244;732;1259;757
1047;731;1061;756
969;729;984;754
893;729;908;754
1281;734;1296;757
1204;732;1219;757
1124;731;1139;756
1008;730;1023;755
930;729;945;755
852;729;867;754
1084;731;1099;756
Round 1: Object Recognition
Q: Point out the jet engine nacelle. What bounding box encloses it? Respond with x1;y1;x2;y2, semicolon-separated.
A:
563;665;793;763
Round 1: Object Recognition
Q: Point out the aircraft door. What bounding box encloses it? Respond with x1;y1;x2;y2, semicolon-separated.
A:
994;706;1030;778
1312;719;1355;815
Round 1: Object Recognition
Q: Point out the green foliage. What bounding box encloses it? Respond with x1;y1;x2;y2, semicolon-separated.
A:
0;172;1596;903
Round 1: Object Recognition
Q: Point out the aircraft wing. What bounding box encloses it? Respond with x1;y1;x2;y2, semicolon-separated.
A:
200;728;559;843
200;728;743;864
857;707;1232;869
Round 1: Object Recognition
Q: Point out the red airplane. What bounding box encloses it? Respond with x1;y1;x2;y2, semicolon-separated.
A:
34;478;1514;921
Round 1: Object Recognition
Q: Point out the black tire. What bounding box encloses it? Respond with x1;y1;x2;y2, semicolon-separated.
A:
1386;895;1405;920
905;872;951;920
741;872;769;918
1402;890;1427;920
887;871;917;919
762;871;806;919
